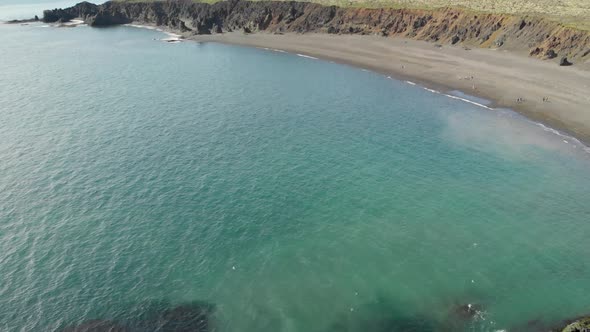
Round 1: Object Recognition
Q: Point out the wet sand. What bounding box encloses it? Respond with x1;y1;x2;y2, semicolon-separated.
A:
191;32;590;145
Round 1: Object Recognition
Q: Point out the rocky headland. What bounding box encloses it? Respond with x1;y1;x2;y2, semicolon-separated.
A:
5;15;40;24
43;0;590;65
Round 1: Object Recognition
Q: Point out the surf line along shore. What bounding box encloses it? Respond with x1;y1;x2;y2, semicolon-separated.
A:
189;32;590;148
21;15;590;148
36;0;590;147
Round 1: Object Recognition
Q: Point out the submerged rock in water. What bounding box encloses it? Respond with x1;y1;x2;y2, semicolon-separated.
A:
328;314;436;332
450;303;483;320
156;303;212;332
62;319;128;332
128;300;215;332
6;17;39;24
326;296;437;332
62;300;216;332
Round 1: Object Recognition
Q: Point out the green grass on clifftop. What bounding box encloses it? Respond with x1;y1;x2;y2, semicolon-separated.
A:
113;0;590;30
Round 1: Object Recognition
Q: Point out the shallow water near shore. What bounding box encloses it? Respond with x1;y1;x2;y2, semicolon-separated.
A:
1;23;590;331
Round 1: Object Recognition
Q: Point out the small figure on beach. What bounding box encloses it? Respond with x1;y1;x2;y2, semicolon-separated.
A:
542;97;550;102
516;97;524;103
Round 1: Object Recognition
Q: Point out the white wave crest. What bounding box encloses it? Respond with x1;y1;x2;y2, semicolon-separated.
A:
296;53;318;60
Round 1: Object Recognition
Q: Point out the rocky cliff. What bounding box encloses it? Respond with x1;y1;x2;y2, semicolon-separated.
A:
44;0;590;63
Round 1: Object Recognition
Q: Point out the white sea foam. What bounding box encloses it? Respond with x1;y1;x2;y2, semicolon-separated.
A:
405;80;416;85
125;24;184;42
161;32;182;42
296;53;318;60
404;79;590;155
258;47;287;54
60;19;84;26
126;23;157;30
161;36;182;42
443;93;493;110
535;122;590;153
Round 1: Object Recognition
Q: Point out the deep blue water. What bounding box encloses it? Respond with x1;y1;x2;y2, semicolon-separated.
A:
1;21;589;332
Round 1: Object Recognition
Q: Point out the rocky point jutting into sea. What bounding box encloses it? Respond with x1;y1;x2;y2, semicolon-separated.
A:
43;0;590;64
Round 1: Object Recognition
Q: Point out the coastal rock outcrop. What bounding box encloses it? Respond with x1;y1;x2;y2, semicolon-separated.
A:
561;317;590;332
43;0;590;63
6;16;39;24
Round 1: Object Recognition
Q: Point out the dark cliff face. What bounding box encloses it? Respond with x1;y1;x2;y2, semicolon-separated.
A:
43;0;590;61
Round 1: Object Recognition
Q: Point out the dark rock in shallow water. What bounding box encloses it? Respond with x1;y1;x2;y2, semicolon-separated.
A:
510;314;590;332
450;303;483;320
557;316;590;332
126;300;215;332
559;57;573;66
156;304;211;332
328;315;436;332
326;297;436;332
62;300;216;332
62;320;128;332
6;17;39;24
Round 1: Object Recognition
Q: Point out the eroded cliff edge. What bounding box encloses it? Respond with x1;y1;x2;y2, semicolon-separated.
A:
44;0;589;64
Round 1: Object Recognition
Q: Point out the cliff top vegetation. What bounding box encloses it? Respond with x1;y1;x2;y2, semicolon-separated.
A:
113;0;590;30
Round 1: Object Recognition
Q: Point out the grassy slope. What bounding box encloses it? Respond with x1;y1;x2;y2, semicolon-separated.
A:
113;0;590;30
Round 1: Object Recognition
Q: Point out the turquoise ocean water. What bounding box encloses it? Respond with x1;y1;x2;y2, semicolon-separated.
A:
1;12;590;332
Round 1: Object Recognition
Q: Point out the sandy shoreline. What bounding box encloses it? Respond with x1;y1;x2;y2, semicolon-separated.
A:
190;32;590;146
